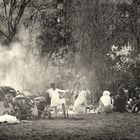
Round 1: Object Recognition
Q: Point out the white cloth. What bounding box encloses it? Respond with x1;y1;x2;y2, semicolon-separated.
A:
100;91;111;106
73;91;87;114
0;115;20;124
47;88;66;107
96;91;113;113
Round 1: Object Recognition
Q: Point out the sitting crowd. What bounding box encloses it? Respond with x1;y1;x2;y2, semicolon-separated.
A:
91;85;140;114
6;82;139;119
0;83;139;123
46;82;140;117
71;85;140;115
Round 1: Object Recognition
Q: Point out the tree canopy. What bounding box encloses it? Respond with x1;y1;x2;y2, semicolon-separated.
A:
0;0;139;94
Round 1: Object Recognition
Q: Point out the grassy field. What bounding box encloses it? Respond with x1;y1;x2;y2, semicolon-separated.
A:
0;112;140;140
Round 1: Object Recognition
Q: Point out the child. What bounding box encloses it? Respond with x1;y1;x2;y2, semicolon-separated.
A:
47;83;68;118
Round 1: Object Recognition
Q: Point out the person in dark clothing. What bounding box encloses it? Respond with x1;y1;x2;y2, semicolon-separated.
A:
45;91;51;106
135;99;140;113
34;97;47;118
37;99;47;118
114;87;127;113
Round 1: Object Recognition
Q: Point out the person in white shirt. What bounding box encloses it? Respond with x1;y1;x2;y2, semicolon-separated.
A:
97;91;113;113
73;91;87;114
47;83;67;118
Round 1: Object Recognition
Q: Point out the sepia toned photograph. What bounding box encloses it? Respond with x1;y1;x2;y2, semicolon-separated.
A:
0;0;140;140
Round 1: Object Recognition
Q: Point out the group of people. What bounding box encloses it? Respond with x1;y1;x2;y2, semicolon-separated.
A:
9;82;139;119
1;82;139;124
45;83;89;118
92;84;140;114
46;82;140;118
97;88;128;113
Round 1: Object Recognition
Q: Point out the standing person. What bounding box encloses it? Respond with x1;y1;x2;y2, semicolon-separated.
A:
73;91;87;114
47;83;67;118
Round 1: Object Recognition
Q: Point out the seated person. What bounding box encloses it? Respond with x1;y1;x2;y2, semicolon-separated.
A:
134;99;140;113
73;91;87;114
34;96;47;118
131;94;140;113
114;87;127;113
97;91;113;113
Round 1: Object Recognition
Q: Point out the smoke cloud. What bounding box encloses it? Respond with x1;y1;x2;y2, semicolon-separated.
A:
0;26;100;99
0;27;49;94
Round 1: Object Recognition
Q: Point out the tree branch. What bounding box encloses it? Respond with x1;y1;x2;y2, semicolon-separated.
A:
0;30;9;40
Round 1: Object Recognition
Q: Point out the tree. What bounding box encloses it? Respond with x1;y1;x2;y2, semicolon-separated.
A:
0;0;34;44
68;0;119;90
35;0;71;57
117;0;140;53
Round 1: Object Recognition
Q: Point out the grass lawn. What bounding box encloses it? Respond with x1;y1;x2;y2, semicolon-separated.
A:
0;112;140;140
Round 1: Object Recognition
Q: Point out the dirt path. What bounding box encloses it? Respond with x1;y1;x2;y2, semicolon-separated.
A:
0;113;140;140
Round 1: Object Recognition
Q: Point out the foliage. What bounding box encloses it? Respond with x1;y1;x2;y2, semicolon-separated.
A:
36;0;71;58
107;44;135;71
0;0;33;44
117;0;140;51
0;0;139;97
